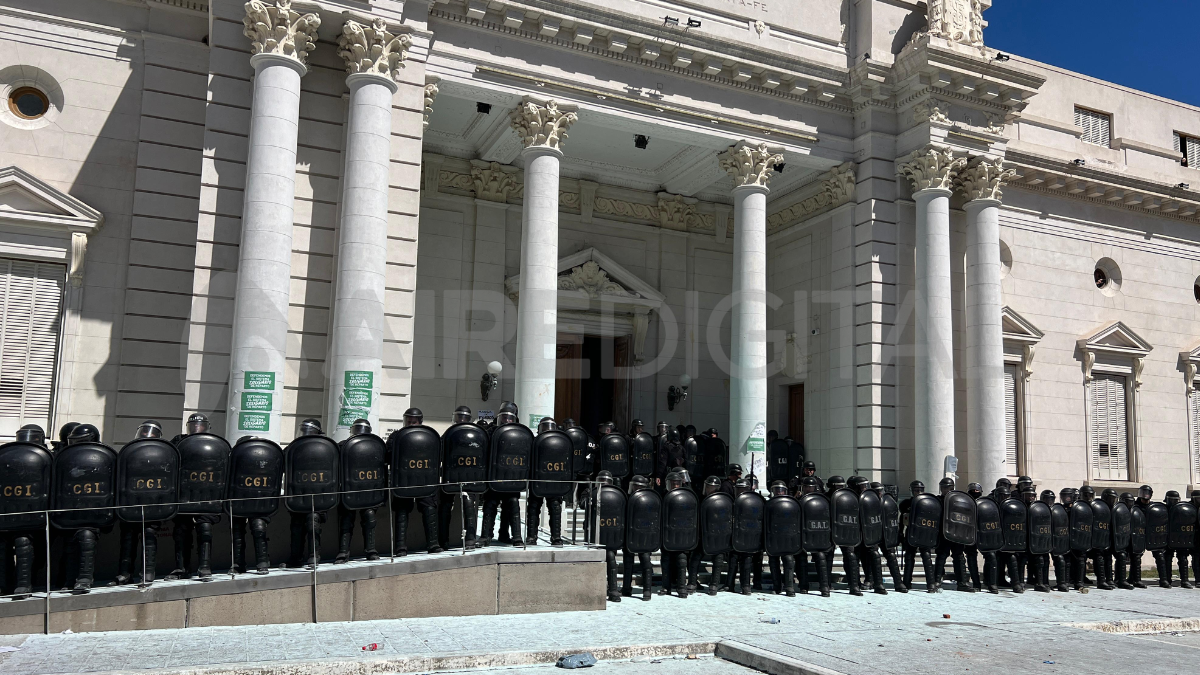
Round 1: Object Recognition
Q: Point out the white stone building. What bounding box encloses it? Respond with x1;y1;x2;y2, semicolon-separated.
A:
3;0;1200;497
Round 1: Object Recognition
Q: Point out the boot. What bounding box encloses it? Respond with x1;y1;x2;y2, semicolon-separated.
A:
1115;553;1133;589
335;508;354;563
362;508;380;559
769;556;783;595
816;553;831;597
740;555;753;595
642;553;654;601
423;509;444;554
870;553;887;595
1053;555;1070;592
783;556;796;597
1007;556;1024;593
966;549;981;591
709;554;725;595
72;529;96;594
675;553;689;598
883;547;907;593
458;497;477;552
394;509;409;556
480;499;497;547
12;535;33;599
525;500;540;546
934;548;948;586
232;518;247;573
505;498;523;547
196;534;213;582
548;500;564;547
751;552;764;591
111;522;136;585
1156;551;1173;588
1031;555;1050;592
1094;555;1114;590
142;524;158;583
304;513;322;567
921;548;939;592
167;517;192;580
621;551;634;596
606;552;621;602
983;553;999;593
845;551;863;596
251;518;271;574
1181;554;1195;589
1130;551;1147;588
902;546;916;589
953;553;975;592
686;551;701;592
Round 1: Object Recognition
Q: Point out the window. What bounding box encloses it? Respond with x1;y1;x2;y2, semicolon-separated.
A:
1075;107;1111;147
1191;386;1200;479
0;259;64;436
6;87;48;120
1089;373;1129;481
1003;364;1020;473
1176;133;1200;168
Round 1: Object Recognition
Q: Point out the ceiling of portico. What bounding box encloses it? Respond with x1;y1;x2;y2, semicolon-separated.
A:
423;84;830;204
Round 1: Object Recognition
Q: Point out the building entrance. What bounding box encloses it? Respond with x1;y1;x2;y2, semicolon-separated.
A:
554;333;632;436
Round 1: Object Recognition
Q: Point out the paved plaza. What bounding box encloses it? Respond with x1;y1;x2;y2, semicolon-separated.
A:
2;583;1200;675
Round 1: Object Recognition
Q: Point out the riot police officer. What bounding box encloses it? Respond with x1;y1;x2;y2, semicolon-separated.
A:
729;477;765;595
527;417;571;547
934;477;974;593
973;484;1003;593
0;425;51;599
594;471;625;602
441;406;487;551
873;481;907;593
51;424;116;593
720;464;742;497
1164;490;1195;588
653;421;671;488
1024;487;1052;593
622;474;661;600
851;476;887;594
336;419;387;562
963;483;985;591
797;476;832;597
765;480;800;596
661;469;699;597
481;402;522;546
690;476;733;595
167;414;229;581
1047;489;1071;592
389;409;443;555
112;420;179;585
900;480;939;592
1122;490;1149;589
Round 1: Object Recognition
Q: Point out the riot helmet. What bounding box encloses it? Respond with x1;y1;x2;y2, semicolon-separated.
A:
350;418;372;436
1016;475;1033;491
1021;487;1036;504
598;421;615;435
67;424;99;445
967;482;983;499
848;476;868;494
596;470;615;486
667;428;680;443
15;424;45;446
1040;489;1056;505
1164;490;1181;506
656;421;669;436
402;408;423;427
497;401;518;415
769;480;789;497
298;418;322;436
994;484;1011;501
1101;488;1118;506
938;477;955;495
684;425;696;439
134;420;163;440
58;422;80;445
666;471;686;491
827;475;846;492
1137;485;1153;504
453;406;472;424
496;410;517;426
870;481;885;495
186;413;210;435
802;460;816;476
564;418;577;428
995;477;1012;490
747;473;760;492
767;429;778;443
1119;492;1136;508
702;476;721;496
727;463;743;479
800;476;822;495
538;417;558;433
629;474;652;492
909;480;925;497
734;478;750;495
706;428;719;437
1079;485;1095;502
1059;487;1075;506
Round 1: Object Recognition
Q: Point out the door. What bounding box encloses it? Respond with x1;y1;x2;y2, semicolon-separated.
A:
612;335;632;433
788;384;805;444
555;334;582;424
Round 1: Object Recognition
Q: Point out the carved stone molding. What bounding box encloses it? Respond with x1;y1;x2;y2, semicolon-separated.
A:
897;145;966;193
423;76;439;130
509;97;579;151
719;142;785;189
927;0;986;48
593;196;657;222
69;232;87;288
956;156;1016;202
658;194;701;231
337;18;411;81
557;260;633;298
470;160;518;203
767;162;857;232
242;0;321;66
912;99;950;125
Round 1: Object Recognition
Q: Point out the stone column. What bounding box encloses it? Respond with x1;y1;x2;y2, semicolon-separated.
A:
510;98;578;426
719;142;784;470
226;1;320;442
897;146;965;488
324;19;412;440
958;157;1016;487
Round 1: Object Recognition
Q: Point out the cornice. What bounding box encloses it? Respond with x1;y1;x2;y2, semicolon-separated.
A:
766;162;856;234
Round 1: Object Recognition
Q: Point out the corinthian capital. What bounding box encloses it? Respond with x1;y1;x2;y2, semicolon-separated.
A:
423;76;440;129
509;97;579;151
896;145;966;192
718;142;785;189
337;18;412;81
243;0;321;66
955;156;1016;202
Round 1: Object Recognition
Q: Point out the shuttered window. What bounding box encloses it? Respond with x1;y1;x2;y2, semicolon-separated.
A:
1075;107;1111;147
1004;364;1020;473
1089;374;1128;481
1177;133;1200;168
0;259;64;437
1191;388;1200;478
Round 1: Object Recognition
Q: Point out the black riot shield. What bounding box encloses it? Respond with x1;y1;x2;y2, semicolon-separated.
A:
1090;500;1113;551
699;492;734;555
630;432;655;477
531;429;574;498
625;489;662;553
598;485;626;552
975;497;1004;552
225;438;284;518
0;439;52;531
1000;498;1028;552
906;493;941;549
942;491;977;547
176;432;230;515
766;439;791;485
442;423;488;494
488;423;533;492
788;439;805;480
339;432;387;510
51;441;117;530
285;434;340;513
733;491;765;553
1111;502;1132;552
859;490;884;548
389;424;442;498
704;436;729;482
801;493;832;552
765;495;802;556
684;435;703;481
1050;503;1070;555
881;492;901;548
1169;502;1198;549
598;433;629;479
1145;502;1169;551
661;488;699;552
1069;501;1094;552
830;488;861;547
116;438;180;522
1027;501;1052;555
0;437;51;530
564;425;590;476
1129;504;1147;553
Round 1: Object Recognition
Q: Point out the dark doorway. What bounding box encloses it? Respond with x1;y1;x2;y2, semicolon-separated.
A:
788;384;805;443
579;336;615;438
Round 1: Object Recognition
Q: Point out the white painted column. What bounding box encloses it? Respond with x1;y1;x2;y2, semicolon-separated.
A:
898;146;964;488
226;5;321;442
326;20;412;440
959;157;1016;487
509;98;578;426
719;142;784;469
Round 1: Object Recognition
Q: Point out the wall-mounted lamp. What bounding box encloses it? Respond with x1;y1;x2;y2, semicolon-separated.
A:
481;361;502;401
667;373;691;411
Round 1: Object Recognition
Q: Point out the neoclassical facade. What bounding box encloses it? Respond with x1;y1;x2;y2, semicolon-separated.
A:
3;0;1200;495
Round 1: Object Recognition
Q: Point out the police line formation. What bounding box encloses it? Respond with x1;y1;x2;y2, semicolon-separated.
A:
1;400;1199;604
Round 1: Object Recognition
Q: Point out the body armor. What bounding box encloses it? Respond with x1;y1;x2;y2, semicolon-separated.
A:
831;488;861;547
51;440;117;529
764;494;802;556
625;488;662;553
1169;501;1197;549
531;427;573;498
858;489;884;548
1050;503;1070;555
905;493;941;549
0;437;52;530
225;437;284;518
116;435;180;522
442;422;489;494
766;438;791;485
975;496;1003;552
175;432;230;515
699;492;734;555
800;492;832;552
1090;499;1113;551
597;432;629;479
1069;500;1094;552
732;491;765;553
683;435;703;481
942;490;977;546
881;492;901;548
1129;503;1147;553
339;430;387;510
388;424;442;498
630;432;655;477
703;435;728;482
284;432;340;513
661;488;699;552
1000;498;1028;552
564;424;591;476
1144;502;1168;551
1027;501;1052;555
1111;502;1132;551
598;485;626;551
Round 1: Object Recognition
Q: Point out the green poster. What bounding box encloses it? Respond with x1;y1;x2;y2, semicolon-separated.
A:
344;371;373;390
238;412;270;432
244;371;275;391
343;388;372;408
338;407;369;427
747;436;765;454
528;414;545;429
240;392;272;411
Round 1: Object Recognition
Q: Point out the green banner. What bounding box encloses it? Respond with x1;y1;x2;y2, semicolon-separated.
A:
528;414;546;429
238;411;270;432
747;436;765;454
338;407;370;428
343;388;372;408
240;391;272;412
243;371;275;391
344;370;373;390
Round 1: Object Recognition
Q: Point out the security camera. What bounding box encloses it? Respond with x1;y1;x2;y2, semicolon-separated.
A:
810;328;820;336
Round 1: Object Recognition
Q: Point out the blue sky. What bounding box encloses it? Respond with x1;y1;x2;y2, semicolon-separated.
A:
983;1;1200;107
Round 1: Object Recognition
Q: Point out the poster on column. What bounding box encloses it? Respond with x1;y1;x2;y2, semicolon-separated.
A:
235;371;276;433
337;370;374;431
748;422;766;485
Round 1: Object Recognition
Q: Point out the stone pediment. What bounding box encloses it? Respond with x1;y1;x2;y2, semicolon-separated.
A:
1077;321;1152;357
0;166;103;233
505;247;665;311
1001;306;1043;344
